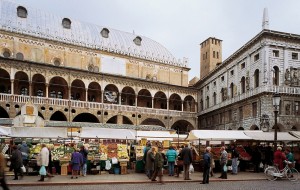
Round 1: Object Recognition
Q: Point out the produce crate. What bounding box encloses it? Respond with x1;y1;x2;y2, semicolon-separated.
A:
61;164;68;176
121;166;127;175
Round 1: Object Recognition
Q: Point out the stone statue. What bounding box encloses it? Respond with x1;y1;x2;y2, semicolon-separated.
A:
285;69;290;81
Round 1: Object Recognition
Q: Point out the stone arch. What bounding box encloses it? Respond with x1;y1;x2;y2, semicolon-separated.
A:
14;71;29;95
291;124;300;131
140;118;165;127
153;91;167;109
171;120;194;134
123;116;134;125
104;84;119;104
0;68;10;94
272;123;285;132
137;89;152;108
106;115;117;124
73;113;99;123
50;111;67;121
32;74;46;97
0;106;9;118
169;93;182;111
121;86;136;106
71;79;86;101
88;82;101;102
38;112;44;119
183;95;196;112
49;76;68;99
238;127;244;130
250;124;259;130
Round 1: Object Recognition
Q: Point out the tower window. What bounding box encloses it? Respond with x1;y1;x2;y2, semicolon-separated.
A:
17;6;28;18
216;52;219;59
62;18;71;29
213;51;215;58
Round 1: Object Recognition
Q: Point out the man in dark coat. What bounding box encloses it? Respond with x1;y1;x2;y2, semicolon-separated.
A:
180;144;193;180
201;147;211;184
10;145;23;180
151;146;164;184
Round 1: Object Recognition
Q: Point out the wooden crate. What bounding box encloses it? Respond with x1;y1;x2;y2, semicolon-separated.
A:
61;165;68;176
121;166;127;175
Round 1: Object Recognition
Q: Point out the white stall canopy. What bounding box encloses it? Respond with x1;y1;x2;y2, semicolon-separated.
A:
136;131;173;141
80;127;136;140
0;126;11;136
289;131;300;139
244;131;300;141
11;127;68;138
186;130;252;141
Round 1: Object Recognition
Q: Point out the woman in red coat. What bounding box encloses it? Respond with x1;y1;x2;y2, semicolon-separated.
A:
273;147;286;170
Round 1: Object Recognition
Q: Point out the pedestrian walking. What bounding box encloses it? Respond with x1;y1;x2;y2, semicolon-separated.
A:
18;141;30;168
79;145;88;176
151;146;164;184
146;147;155;179
180;144;193;180
166;146;177;176
71;149;83;179
201;146;211;184
10;145;23;180
0;153;10;190
274;146;286;170
38;144;49;182
252;146;262;173
218;146;228;179
231;144;239;175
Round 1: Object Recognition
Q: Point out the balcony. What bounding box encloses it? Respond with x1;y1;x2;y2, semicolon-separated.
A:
0;93;197;118
199;85;300;115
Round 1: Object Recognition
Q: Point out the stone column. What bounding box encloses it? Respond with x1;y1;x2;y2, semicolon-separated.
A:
10;80;14;95
119;93;122;105
29;82;32;96
181;101;184;111
45;83;49;98
167;98;169;110
135;95;138;107
101;90;104;103
85;88;88;102
152;97;154;108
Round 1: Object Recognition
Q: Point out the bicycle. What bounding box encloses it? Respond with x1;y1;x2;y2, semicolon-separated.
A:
264;160;299;181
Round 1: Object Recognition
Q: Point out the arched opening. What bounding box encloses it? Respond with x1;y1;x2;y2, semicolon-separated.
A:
213;93;217;106
200;99;203;111
121;86;136;106
50;111;67;121
137;89;152;108
0;106;9;118
123;116;133;125
230;83;234;98
241;76;246;94
183;95;196;112
171;120;194;134
169;93;181;111
272;123;285;132
104;84;119;104
254;69;259;88
14;71;29;95
250;125;259;130
32;74;46;97
238;127;244;130
106;115;117;124
73;113;99;123
38;112;44;119
88;82;101;102
0;69;10;94
140;118;165;127
49;77;68;99
154;91;167;109
273;66;279;86
206;96;209;108
71;79;86;101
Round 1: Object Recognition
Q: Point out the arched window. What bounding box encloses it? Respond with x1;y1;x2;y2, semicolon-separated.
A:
200;99;203;111
241;77;246;94
2;49;11;58
254;69;259;88
273;66;279;86
230;83;234;98
213;92;217;105
206;96;209;108
17;6;28;18
16;52;24;60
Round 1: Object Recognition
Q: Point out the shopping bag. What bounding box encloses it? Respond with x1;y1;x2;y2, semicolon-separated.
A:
189;164;194;173
39;165;46;176
21;165;26;173
223;165;228;172
227;165;232;171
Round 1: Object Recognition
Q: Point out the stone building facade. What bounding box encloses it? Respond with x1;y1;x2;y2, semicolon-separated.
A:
195;29;300;132
0;0;198;132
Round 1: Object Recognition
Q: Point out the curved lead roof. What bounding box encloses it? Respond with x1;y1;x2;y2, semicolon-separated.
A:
0;0;188;67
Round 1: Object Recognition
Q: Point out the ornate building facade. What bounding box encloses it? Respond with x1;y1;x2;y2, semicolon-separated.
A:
195;19;300;131
0;0;198;132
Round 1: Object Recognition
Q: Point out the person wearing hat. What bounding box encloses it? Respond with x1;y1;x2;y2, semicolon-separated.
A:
151;146;164;184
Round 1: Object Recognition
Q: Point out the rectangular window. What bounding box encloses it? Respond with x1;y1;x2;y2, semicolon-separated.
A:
221;76;224;81
206;52;208;59
252;102;257;117
292;52;298;60
217;52;219;59
203;54;205;60
241;62;245;69
254;53;259;61
207;86;209;91
213;81;216;86
239;106;243;120
230;70;234;76
213;51;215;58
273;50;279;57
295;101;300;115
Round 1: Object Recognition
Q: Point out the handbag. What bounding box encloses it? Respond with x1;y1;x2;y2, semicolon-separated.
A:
223;165;228;172
21;165;26;173
39;165;46;176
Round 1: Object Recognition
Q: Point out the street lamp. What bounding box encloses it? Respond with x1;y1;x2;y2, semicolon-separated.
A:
272;92;281;151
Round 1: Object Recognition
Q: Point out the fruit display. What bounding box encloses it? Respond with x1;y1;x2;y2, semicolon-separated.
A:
117;144;129;159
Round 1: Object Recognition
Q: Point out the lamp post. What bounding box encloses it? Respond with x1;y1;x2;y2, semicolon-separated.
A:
272;92;281;151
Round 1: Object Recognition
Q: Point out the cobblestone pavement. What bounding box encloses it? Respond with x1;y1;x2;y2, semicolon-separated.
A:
8;180;300;190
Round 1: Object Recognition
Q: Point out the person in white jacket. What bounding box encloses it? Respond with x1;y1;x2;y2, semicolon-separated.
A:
38;144;49;182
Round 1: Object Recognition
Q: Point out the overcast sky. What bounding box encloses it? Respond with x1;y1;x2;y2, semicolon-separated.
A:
13;0;300;80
